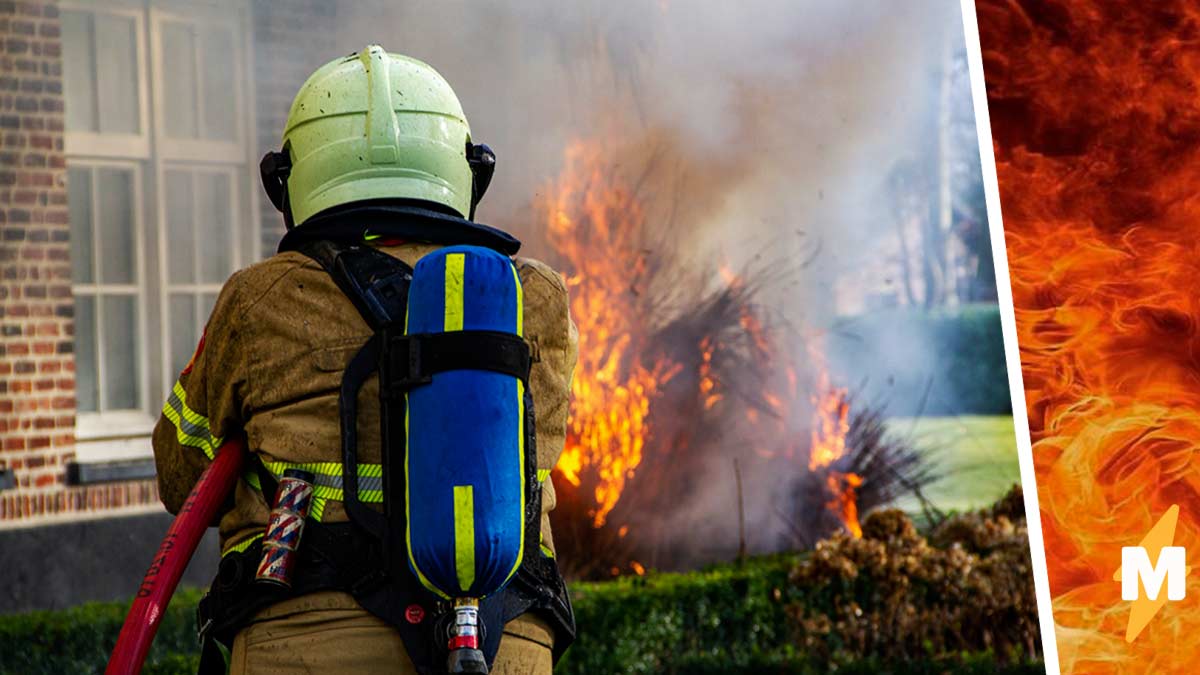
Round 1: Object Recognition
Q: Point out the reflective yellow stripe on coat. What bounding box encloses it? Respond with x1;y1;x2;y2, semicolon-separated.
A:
161;381;222;460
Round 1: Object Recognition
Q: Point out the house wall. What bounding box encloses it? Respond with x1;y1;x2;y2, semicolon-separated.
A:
0;0;92;522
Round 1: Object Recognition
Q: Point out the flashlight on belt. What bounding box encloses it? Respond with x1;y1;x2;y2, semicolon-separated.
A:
256;468;316;587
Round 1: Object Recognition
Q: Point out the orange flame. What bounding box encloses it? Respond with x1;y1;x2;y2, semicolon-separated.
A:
808;364;862;538
808;371;850;471
541;141;680;527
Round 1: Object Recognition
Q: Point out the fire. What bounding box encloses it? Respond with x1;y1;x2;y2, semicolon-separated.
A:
808;369;863;538
808;372;850;471
539;137;866;559
699;337;722;410
540;141;680;527
979;1;1200;670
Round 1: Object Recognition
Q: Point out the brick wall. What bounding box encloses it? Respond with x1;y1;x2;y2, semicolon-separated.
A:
0;0;74;520
251;0;337;254
0;0;161;524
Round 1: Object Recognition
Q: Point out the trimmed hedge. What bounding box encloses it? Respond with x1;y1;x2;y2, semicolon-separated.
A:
1;554;1039;674
0;587;204;674
829;303;1011;416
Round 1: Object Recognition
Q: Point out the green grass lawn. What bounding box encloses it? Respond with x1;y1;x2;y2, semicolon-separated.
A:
885;415;1022;515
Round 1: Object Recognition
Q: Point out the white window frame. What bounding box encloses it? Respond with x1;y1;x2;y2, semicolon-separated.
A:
62;0;258;463
148;6;247;163
61;2;152;159
68;159;156;453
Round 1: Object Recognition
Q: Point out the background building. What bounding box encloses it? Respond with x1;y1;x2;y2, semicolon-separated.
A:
0;0;334;610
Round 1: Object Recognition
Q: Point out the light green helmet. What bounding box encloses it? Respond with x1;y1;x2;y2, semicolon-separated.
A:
276;45;477;225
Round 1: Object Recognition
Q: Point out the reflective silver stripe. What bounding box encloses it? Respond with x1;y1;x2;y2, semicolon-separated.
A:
260;461;385;503
164;389;212;441
161;381;220;459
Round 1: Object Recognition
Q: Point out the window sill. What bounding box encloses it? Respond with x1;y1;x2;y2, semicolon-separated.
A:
75;411;156;442
66;458;157;486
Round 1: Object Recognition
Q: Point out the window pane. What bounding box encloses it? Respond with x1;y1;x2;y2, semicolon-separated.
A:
165;169;195;283
74;295;98;413
62;10;98;132
67;167;94;284
96;168;136;284
94;13;140;134
196;171;232;283
102;295;139;410
200;25;236;141
161;21;198;139
168;294;196;377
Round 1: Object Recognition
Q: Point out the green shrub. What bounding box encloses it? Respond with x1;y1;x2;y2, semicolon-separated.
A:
0;587;202;674
829;304;1011;416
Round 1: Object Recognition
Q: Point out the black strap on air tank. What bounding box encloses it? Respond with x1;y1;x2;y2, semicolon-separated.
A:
381;329;532;391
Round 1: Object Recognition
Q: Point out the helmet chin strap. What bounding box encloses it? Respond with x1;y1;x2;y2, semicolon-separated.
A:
466;142;496;220
259;150;295;229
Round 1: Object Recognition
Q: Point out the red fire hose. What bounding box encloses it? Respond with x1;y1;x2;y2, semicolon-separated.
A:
106;437;247;675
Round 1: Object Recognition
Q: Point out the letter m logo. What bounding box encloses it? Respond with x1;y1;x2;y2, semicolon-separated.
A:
1121;546;1186;601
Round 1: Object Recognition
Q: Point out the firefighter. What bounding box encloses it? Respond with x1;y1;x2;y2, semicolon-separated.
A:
152;46;577;674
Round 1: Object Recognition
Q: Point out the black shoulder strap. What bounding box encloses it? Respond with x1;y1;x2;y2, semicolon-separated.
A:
296;239;412;329
295;240;412;541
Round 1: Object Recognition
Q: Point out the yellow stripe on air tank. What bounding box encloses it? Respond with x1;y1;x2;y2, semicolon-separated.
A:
510;261;523;337
502;378;527;587
402;296;447;598
454;485;477;591
444;253;465;332
404;391;446;598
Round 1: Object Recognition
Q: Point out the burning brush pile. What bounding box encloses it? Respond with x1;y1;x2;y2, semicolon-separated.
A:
533;140;936;579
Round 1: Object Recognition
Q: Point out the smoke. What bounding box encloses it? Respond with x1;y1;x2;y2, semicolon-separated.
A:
334;0;969;311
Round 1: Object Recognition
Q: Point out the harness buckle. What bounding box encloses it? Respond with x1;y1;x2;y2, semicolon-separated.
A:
383;332;434;394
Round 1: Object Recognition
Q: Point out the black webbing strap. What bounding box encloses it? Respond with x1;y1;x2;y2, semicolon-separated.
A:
339;333;387;541
297;240;412;329
382;329;532;393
